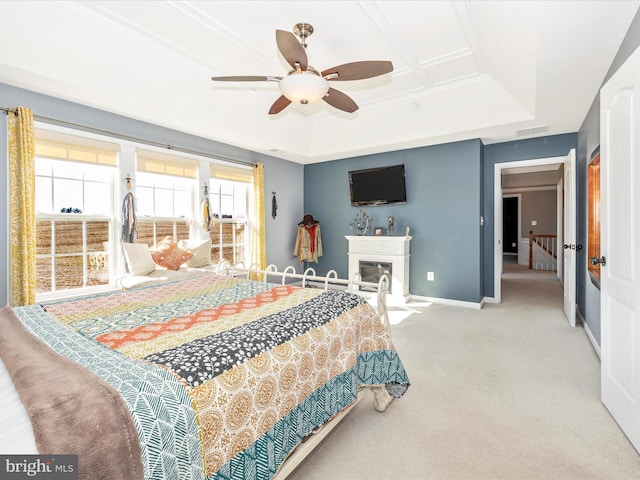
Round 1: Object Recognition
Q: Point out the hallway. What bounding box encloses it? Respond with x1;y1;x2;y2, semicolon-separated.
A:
501;255;563;308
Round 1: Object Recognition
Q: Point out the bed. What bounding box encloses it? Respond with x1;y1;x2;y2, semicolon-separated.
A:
0;267;409;480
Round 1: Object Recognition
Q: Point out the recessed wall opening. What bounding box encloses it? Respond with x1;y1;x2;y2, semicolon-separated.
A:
493;155;567;303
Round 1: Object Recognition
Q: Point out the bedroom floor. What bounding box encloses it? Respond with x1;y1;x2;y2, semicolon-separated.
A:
287;263;640;480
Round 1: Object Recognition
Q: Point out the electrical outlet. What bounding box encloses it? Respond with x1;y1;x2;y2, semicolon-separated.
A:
427;271;434;281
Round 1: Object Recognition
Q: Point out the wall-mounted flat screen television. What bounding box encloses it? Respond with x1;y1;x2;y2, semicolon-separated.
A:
349;164;407;206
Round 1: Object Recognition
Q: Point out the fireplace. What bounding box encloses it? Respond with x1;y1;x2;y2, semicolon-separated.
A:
345;235;412;304
359;261;392;293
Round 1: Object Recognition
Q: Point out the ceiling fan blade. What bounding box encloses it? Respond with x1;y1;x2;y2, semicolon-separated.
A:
323;88;358;113
321;61;393;81
276;30;308;71
269;95;292;115
211;76;281;82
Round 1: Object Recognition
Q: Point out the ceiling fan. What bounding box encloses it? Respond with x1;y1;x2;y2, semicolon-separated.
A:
211;23;393;115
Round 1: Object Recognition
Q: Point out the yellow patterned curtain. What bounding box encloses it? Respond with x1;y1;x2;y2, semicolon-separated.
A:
250;163;266;280
8;107;36;306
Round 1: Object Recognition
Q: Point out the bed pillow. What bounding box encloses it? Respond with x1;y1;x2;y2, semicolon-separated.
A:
151;237;193;271
177;238;212;268
122;242;157;276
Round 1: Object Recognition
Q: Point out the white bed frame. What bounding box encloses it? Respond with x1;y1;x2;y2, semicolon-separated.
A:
218;262;395;479
219;262;391;336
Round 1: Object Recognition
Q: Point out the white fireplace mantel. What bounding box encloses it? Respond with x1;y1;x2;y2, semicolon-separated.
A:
345;235;412;304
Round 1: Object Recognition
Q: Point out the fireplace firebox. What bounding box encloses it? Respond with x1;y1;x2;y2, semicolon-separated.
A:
359;261;392;293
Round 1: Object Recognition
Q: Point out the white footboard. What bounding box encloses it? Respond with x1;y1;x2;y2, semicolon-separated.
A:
218;262;391;337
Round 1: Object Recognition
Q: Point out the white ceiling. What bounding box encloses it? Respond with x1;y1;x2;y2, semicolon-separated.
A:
1;1;638;164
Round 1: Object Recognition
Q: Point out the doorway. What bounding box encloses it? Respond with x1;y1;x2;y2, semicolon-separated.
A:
493;156;566;303
502;196;519;260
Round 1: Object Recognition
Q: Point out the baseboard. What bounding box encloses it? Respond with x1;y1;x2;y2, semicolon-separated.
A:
579;310;601;359
409;294;484;310
482;296;497;304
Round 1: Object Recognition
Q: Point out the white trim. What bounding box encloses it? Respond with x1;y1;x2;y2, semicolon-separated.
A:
494;155;565;303
502;185;558;193
409;294;484;310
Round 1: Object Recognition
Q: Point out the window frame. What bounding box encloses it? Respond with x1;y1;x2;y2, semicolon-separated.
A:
135;167;197;221
31;123;255;301
207;177;250;266
135;217;192;248
34;129;119;301
209;218;248;266
35;214;115;301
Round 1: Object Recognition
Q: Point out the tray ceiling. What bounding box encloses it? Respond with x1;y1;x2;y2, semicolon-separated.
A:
0;1;638;164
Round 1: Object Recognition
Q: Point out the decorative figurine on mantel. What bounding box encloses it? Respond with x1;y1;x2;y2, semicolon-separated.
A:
405;226;411;237
387;216;395;235
349;210;374;236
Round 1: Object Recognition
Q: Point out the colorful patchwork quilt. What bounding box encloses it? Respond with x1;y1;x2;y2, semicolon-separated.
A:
12;273;409;479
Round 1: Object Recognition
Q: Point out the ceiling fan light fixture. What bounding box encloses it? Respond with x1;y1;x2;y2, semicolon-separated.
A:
212;25;393;114
279;69;329;105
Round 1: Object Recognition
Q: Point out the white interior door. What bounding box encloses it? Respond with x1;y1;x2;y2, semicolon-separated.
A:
562;149;577;327
600;45;640;454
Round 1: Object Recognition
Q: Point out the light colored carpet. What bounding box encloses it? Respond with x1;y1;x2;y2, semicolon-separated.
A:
287;263;640;480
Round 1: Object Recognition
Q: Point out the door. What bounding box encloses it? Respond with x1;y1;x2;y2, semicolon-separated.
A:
562;149;577;327
503;197;518;255
600;45;640;453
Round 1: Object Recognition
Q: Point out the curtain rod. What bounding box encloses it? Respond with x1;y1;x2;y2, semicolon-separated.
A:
1;106;254;168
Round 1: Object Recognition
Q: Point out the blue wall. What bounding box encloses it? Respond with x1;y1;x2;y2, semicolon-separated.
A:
304;139;484;303
305;134;579;305
0;83;305;306
482;134;578;298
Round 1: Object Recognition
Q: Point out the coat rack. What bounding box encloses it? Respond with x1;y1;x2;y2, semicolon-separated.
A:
272;192;278;219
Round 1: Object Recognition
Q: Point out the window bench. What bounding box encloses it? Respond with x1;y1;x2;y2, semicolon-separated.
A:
115;264;221;290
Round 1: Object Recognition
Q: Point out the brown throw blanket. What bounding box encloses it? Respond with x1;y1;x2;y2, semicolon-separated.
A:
0;307;144;480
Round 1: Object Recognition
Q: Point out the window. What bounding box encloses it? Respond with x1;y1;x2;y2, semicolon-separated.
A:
31;126;256;300
209;163;253;266
588;147;601;288
136;150;198;247
36;218;112;292
136;219;191;248
34;130;118;297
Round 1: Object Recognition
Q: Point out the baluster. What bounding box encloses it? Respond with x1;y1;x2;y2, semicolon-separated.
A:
544;237;548;270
